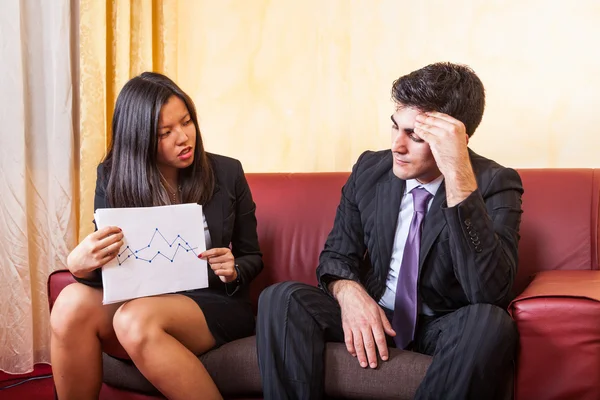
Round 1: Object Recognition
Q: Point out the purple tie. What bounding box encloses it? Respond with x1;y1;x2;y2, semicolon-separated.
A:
392;187;433;349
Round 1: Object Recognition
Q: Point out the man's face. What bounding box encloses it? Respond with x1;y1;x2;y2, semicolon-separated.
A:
390;106;441;183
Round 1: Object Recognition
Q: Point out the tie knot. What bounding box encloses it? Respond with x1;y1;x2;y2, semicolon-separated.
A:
411;187;432;213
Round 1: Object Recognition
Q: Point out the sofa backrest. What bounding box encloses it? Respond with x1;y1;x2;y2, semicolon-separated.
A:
246;169;600;306
47;169;600;310
246;173;348;306
515;169;600;293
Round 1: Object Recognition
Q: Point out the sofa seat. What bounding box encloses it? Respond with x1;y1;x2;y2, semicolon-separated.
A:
101;335;430;400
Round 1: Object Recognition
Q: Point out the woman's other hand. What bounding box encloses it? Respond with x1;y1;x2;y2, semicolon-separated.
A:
199;248;237;283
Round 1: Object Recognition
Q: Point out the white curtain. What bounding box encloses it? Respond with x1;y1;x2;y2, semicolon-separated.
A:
0;0;78;373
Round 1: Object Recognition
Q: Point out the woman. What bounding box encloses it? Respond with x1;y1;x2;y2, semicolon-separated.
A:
50;72;263;400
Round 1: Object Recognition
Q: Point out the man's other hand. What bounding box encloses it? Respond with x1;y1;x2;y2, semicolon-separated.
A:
330;280;396;369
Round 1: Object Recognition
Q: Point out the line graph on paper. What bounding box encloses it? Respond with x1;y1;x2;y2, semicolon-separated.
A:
94;203;208;304
117;228;200;266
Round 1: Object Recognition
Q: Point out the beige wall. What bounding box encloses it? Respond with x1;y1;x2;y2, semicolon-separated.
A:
168;1;600;171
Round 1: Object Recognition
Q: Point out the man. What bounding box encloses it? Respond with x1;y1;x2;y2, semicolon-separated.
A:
256;62;523;400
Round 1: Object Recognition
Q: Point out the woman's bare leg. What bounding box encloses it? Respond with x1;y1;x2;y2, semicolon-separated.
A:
112;294;222;400
50;283;123;400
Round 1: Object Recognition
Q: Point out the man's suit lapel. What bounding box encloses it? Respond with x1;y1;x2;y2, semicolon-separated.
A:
375;172;404;281
419;181;447;272
203;184;222;248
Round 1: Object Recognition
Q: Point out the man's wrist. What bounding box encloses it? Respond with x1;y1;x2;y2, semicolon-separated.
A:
329;279;361;301
446;188;477;207
328;279;343;298
444;164;477;207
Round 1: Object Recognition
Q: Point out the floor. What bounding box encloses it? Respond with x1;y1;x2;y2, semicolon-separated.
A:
0;364;54;400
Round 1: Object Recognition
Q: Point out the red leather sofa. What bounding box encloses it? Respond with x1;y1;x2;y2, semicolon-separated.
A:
48;169;600;399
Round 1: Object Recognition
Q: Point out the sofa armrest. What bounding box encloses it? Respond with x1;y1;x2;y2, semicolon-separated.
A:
509;270;600;314
509;270;600;400
47;269;77;310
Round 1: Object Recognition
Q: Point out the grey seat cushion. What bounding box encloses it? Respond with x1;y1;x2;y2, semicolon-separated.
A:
103;335;432;399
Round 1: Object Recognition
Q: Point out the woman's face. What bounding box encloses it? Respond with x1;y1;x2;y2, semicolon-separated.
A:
156;95;197;176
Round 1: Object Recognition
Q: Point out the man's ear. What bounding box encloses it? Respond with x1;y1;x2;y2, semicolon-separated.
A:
465;134;469;145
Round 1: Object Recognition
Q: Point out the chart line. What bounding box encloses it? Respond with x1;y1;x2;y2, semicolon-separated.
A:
117;228;199;265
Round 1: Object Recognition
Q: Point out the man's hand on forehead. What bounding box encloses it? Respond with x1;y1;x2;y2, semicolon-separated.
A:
413;112;467;140
413;111;476;206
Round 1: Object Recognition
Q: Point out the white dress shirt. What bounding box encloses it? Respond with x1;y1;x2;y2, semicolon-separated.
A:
378;175;444;314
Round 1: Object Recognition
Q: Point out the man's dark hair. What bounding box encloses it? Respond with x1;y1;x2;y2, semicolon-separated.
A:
391;62;485;137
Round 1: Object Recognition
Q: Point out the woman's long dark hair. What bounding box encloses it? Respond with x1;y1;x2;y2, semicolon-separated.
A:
103;72;214;207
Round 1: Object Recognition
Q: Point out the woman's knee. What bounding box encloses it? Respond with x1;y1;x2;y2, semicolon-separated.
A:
50;283;103;339
112;301;160;354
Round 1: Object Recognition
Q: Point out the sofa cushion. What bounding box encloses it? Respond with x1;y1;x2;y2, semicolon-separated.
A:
103;336;432;400
323;343;431;399
103;336;261;398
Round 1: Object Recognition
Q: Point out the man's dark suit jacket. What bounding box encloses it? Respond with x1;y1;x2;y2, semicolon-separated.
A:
74;153;263;299
317;149;523;313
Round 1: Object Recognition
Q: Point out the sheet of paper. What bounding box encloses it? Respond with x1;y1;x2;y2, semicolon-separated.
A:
94;203;208;304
